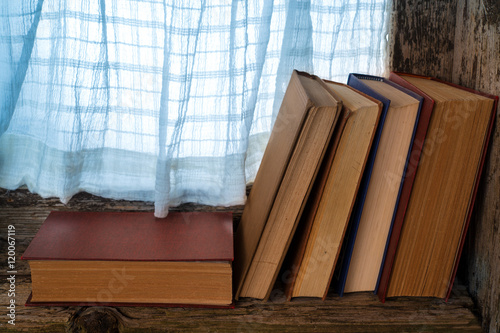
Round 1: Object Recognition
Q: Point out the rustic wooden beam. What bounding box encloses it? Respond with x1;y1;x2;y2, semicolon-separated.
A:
0;275;483;332
0;189;483;332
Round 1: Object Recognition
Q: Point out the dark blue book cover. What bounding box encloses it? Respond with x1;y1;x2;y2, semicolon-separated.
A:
334;73;422;296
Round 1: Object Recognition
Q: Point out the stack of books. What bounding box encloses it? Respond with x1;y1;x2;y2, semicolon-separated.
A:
23;70;497;306
234;70;497;302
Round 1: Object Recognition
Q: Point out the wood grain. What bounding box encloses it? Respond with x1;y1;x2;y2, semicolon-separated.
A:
389;0;457;81
0;189;483;332
0;275;484;333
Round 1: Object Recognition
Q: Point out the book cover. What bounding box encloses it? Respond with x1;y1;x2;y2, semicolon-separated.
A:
377;72;435;302
334;73;391;296
24;293;235;309
22;211;234;307
381;73;497;300
238;71;341;300
22;211;233;262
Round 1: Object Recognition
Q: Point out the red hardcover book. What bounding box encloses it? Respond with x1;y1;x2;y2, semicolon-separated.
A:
378;73;497;301
22;211;234;307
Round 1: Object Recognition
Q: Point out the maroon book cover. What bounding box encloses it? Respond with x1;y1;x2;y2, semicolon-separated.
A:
22;211;233;262
22;211;234;308
378;72;497;302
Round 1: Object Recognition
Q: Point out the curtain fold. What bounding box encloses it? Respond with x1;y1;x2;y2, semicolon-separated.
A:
0;0;388;217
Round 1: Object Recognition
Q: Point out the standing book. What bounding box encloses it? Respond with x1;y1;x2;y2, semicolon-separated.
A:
284;80;382;300
376;72;436;301
233;70;327;299
22;211;234;307
380;73;497;300
331;74;390;296
338;74;422;295
235;71;341;300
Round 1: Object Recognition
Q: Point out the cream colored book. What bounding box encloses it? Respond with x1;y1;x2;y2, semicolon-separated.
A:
235;71;341;300
343;78;421;293
288;81;381;299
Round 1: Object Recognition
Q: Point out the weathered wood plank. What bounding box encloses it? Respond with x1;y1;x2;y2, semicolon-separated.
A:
0;276;483;332
389;0;457;81
0;189;484;332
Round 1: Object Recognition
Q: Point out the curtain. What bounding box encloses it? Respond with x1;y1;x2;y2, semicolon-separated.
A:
0;0;388;218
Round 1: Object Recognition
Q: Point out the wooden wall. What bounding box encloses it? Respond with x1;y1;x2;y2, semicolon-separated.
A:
390;0;500;332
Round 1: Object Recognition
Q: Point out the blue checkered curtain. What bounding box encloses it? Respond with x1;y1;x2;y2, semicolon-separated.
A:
0;0;388;217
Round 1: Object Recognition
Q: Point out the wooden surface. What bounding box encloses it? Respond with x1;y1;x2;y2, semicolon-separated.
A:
0;189;483;332
390;1;500;331
389;0;458;80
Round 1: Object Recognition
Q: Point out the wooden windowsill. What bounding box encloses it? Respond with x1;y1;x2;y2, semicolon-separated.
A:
0;189;482;332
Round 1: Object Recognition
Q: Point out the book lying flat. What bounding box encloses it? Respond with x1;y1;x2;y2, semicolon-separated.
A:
22;211;234;307
285;80;382;300
381;74;497;300
236;71;341;300
339;75;422;295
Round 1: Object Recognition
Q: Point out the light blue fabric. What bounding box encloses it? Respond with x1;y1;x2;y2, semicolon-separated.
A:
0;0;388;217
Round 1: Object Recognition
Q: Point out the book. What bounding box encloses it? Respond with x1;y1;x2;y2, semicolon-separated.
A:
22;211;234;307
330;74;391;296
339;75;422;295
235;71;342;300
376;72;436;302
284;80;382;300
380;74;497;300
283;98;350;301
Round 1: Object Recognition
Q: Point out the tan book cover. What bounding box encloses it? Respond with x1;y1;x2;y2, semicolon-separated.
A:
235;71;341;300
22;211;234;307
287;81;382;300
386;75;496;299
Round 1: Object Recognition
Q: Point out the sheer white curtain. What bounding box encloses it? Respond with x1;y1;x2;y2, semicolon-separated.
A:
0;0;388;217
